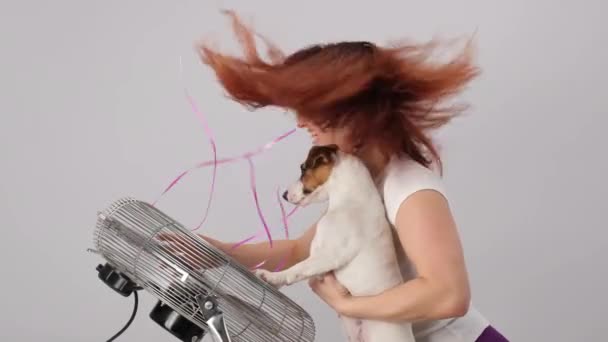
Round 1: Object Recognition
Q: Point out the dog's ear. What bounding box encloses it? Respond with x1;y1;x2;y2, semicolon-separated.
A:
306;144;338;169
311;153;329;168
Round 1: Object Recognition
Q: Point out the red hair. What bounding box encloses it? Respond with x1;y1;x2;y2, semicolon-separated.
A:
198;10;480;173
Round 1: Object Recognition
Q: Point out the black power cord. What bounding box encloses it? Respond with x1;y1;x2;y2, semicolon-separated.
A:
107;290;140;341
96;263;143;341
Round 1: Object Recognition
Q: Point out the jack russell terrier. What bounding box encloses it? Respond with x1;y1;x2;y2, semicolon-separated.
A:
254;144;416;342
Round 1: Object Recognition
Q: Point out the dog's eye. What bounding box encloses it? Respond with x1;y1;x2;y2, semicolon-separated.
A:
303;188;312;195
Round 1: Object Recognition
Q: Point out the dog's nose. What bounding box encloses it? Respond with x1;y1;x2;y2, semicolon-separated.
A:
282;190;288;201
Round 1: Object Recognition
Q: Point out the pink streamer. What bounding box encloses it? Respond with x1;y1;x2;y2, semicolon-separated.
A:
246;157;273;247
272;187;291;271
229;235;258;251
277;187;289;239
235;189;299;271
152;128;296;205
155;57;303;272
239;192;297;271
183;90;217;231
152;124;299;266
232;205;298;249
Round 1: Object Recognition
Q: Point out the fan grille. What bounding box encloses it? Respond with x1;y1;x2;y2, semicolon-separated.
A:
93;197;315;342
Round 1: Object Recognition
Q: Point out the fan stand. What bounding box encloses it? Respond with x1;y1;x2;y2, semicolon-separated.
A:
196;294;232;342
96;263;232;342
91;198;316;342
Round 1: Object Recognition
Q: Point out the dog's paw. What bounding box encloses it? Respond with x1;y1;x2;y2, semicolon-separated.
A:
253;269;287;288
253;269;270;281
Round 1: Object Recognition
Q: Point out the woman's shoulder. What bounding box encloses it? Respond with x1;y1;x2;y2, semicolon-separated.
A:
379;156;448;224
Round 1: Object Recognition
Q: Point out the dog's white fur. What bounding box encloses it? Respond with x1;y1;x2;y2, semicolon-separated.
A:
255;150;416;342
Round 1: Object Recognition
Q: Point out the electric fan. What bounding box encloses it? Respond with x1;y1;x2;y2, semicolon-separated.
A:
90;197;315;342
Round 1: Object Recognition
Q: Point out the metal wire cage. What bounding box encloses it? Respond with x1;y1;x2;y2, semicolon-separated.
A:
92;197;315;342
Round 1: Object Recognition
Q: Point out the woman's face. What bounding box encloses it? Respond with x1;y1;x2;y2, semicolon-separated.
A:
296;114;355;152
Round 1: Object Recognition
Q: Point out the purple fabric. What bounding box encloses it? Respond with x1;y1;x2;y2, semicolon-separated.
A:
475;325;509;342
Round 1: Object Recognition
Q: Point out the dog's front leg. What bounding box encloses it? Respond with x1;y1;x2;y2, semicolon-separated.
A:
255;248;356;287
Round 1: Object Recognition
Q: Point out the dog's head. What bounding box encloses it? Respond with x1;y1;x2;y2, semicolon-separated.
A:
283;144;339;206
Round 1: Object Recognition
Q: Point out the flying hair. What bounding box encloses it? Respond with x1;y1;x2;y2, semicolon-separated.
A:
197;10;481;173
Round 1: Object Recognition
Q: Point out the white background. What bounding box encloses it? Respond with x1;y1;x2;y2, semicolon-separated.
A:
1;0;606;341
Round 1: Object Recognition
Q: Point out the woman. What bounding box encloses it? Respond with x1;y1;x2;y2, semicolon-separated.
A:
197;11;508;342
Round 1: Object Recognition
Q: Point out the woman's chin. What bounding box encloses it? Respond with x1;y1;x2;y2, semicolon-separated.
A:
311;136;326;145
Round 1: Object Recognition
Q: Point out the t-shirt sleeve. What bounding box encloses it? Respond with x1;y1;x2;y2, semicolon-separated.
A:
382;161;448;225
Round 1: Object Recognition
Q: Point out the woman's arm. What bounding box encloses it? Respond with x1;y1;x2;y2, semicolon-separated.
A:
201;223;317;271
311;189;470;322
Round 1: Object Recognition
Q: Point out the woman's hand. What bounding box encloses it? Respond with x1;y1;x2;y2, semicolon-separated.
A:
308;272;351;314
155;232;228;269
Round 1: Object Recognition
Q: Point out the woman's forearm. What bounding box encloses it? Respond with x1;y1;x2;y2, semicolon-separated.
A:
201;223;317;271
339;277;470;322
229;240;298;270
202;235;298;271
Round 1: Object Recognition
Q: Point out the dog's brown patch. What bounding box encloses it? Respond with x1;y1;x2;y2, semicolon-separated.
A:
300;145;338;194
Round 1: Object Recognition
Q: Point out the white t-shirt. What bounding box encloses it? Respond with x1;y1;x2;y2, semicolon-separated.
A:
376;156;490;342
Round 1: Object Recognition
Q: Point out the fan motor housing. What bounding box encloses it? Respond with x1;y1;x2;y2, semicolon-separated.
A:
96;263;137;297
150;301;206;342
